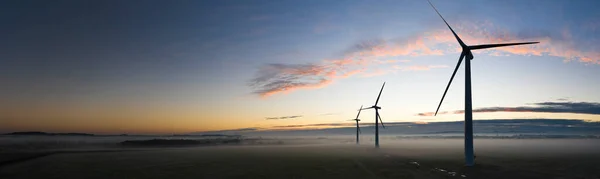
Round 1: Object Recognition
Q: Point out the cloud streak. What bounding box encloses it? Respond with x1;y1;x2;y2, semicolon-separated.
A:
190;127;260;135
273;123;353;128
418;101;600;116
393;65;449;71
250;20;600;98
272;121;430;129
249;63;342;98
417;111;448;116
265;115;303;120
319;112;341;116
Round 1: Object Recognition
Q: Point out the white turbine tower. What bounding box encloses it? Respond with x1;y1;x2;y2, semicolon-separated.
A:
362;82;386;148
427;0;539;166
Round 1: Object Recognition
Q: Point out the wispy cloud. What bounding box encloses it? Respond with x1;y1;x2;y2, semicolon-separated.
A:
273;123;354;128
191;127;261;134
434;21;600;64
319;112;341;116
377;59;410;64
250;20;600;98
360;69;392;77
249;63;339;98
418;101;600;116
556;97;570;101
265;115;303;120
393;65;449;71
272;121;426;129
417;111;448;116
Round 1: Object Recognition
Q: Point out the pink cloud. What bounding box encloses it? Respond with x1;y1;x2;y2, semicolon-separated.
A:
375;59;409;64
426;21;600;64
259;78;333;98
251;63;365;98
417;111;448;116
251;20;600;98
360;69;391;77
339;69;365;78
394;65;449;71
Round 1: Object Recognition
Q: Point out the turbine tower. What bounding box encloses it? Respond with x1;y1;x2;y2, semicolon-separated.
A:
349;105;363;144
362;82;386;148
427;0;539;166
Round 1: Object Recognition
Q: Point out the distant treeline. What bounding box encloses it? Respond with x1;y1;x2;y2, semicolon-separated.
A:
4;132;94;136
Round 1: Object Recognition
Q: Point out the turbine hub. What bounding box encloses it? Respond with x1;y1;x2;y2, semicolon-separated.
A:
372;106;381;110
462;49;474;60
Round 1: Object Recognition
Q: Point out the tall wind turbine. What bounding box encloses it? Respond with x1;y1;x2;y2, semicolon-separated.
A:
362;82;386;148
427;0;539;166
349;105;363;144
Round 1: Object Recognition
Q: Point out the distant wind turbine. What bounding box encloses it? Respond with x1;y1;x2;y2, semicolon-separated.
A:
427;0;539;166
362;82;386;148
348;105;363;144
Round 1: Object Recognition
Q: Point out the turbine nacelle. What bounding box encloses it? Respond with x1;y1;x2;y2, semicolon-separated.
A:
464;49;474;60
362;106;381;110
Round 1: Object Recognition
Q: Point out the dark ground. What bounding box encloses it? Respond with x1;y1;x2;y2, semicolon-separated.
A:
1;139;599;179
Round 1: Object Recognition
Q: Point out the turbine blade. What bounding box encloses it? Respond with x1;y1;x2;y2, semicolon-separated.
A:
427;0;466;47
355;105;363;119
374;82;386;105
377;112;385;129
469;42;539;50
362;107;374;110
358;125;361;134
435;52;465;116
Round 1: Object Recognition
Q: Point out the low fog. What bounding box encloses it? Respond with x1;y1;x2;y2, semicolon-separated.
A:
2;135;600;179
2;134;599;157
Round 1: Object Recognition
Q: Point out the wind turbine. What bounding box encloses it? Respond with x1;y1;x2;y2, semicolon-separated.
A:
427;0;539;166
349;105;363;144
362;82;386;148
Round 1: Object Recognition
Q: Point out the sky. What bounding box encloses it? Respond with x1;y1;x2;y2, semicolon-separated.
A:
1;0;599;134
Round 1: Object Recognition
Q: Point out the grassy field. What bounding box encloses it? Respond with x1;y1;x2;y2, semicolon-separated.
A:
1;139;599;179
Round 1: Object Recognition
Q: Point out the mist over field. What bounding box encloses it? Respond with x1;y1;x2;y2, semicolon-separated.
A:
194;119;600;137
1;119;598;151
2;119;600;178
2;137;599;179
